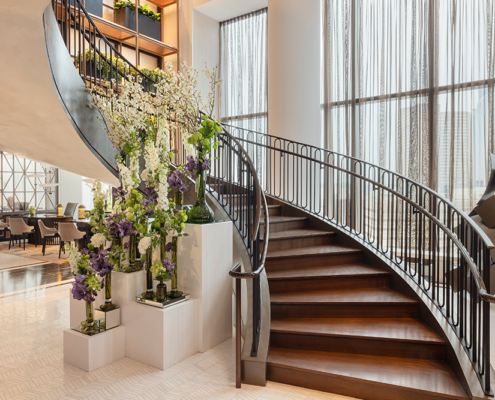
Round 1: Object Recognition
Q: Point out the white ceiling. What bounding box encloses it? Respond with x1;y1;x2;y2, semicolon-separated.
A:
0;0;118;186
194;0;268;22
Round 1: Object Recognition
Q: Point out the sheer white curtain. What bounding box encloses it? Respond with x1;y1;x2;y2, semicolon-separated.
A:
219;8;268;134
322;0;495;212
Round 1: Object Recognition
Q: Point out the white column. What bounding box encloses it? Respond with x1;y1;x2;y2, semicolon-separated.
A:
267;0;321;147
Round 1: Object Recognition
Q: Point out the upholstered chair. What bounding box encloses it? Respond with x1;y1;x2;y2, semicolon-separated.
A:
38;220;59;256
57;223;86;258
63;202;78;218
9;218;34;250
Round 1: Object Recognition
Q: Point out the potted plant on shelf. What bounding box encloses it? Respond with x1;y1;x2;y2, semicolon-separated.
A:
114;1;161;41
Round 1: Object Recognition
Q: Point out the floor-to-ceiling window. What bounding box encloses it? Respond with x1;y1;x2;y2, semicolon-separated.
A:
0;152;58;212
322;0;495;212
219;8;268;134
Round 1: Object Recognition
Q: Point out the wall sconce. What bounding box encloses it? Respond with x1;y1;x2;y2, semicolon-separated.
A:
57;204;63;217
78;205;86;219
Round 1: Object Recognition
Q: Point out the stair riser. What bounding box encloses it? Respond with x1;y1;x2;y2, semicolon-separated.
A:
268;275;390;293
267;366;462;400
263;220;308;232
265;253;363;272
270;333;445;361
268;207;281;217
271;303;418;318
267;235;336;251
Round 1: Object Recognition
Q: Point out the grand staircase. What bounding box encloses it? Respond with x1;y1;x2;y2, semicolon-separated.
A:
262;201;468;400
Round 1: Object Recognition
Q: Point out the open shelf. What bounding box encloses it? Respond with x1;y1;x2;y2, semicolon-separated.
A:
146;0;177;7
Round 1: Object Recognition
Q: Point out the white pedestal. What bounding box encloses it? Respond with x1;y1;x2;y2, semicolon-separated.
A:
178;222;233;352
111;270;145;325
63;326;125;372
124;299;199;369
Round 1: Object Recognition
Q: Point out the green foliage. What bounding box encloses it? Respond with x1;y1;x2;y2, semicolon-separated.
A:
186;116;222;163
28;206;35;214
113;1;161;21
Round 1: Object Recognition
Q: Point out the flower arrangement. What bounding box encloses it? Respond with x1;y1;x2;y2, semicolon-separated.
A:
28;206;36;215
68;245;102;304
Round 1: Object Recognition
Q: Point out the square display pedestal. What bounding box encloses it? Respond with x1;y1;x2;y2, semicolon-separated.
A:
64;326;125;372
125;298;199;370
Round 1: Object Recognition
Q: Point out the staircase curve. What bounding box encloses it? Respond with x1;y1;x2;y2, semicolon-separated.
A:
43;0;272;387
41;0;495;398
222;123;495;400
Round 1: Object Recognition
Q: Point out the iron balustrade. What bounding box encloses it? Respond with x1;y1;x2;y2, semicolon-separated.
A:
224;123;495;395
51;0;269;387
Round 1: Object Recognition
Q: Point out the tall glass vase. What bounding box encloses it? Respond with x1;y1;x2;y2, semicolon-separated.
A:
100;273;117;311
81;301;99;335
111;235;121;271
125;235;140;272
169;236;181;298
143;247;155;300
174;191;183;211
188;165;214;224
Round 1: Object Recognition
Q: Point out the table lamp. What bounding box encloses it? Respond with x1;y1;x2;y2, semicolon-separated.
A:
57;204;63;217
78;205;86;219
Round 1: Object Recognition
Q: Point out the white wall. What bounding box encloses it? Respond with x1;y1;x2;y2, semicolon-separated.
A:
267;0;321;147
58;170;83;208
192;10;221;118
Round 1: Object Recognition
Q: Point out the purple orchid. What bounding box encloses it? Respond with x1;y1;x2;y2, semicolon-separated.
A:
185;155;198;180
165;241;173;252
123;241;130;250
202;158;211;171
118;220;134;237
167;170;187;192
112;186;127;201
90;249;114;277
140;198;155;218
71;274;97;303
161;258;175;278
145;184;158;201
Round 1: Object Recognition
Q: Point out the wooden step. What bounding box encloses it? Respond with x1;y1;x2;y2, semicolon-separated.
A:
267;348;467;400
271;288;418;318
267;264;390;292
263;229;335;251
270;318;445;360
260;215;308;232
265;245;363;271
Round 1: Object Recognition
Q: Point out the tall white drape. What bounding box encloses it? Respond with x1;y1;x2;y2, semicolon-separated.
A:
219;8;268;134
322;0;495;212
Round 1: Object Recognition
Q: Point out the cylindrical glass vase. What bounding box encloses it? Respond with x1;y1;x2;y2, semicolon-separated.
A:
169;236;181;298
111;236;121;271
125;235;141;272
188;165;214;224
100;273;117;311
143;247;155;300
174;191;183;211
82;301;99;335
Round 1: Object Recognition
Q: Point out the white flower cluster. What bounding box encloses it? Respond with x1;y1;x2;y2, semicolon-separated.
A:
91;233;107;249
68;245;86;275
138;236;152;255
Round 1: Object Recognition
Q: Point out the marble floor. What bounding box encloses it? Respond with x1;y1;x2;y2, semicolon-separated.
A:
0;283;357;400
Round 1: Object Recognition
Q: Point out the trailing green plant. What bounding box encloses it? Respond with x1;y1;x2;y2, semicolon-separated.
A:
114;1;161;21
75;49;131;82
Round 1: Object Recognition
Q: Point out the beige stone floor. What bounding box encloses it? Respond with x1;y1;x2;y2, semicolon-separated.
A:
0;284;358;400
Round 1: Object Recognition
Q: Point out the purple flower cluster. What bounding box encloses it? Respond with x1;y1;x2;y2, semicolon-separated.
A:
112;186;127;202
90;249;114;277
185;155;198;177
145;184;158;202
161;258;175;278
140;198;155;217
201;158;211;171
167;170;187;192
165;241;173;252
109;215;135;237
71;274;97;303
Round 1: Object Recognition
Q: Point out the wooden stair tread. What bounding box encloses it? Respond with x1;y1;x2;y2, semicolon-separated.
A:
260;215;308;224
271;318;443;344
267;263;388;280
271;287;417;304
264;229;335;241
268;348;467;399
267;244;362;259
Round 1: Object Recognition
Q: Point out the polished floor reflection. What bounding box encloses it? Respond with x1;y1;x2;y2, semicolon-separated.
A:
0;263;72;294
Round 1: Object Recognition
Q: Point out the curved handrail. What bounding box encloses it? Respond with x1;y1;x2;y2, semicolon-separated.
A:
223;123;495;251
226;123;494;394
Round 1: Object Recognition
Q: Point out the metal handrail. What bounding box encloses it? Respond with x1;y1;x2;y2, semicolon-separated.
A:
226;124;494;394
223;123;495;251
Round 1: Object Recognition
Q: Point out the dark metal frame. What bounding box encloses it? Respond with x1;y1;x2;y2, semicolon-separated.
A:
226;123;495;395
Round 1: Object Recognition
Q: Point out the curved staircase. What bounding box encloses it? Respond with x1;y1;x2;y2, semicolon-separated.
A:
262;203;468;400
